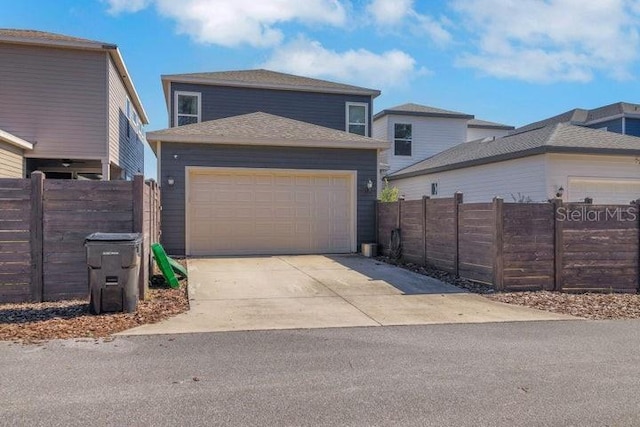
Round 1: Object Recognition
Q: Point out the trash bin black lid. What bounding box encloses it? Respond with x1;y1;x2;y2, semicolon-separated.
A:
85;232;142;242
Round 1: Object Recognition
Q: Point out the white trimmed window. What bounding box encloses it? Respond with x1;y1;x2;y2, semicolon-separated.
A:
175;91;201;126
346;102;368;136
394;123;412;156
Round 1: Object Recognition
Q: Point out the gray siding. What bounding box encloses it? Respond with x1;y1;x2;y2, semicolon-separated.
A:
107;57;144;178
625;118;640;136
588;118;623;133
0;44;107;159
170;83;373;136
0;141;24;178
160;143;377;255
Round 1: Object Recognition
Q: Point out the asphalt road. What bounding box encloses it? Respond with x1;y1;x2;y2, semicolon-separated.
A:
1;320;640;426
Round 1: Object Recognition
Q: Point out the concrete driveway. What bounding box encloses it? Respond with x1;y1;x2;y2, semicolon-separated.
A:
121;255;574;335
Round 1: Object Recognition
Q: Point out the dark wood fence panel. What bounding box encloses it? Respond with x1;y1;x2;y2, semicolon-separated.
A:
425;198;457;273
377;196;640;293
377;202;398;256
0;179;31;302
0;175;161;304
42;180;133;301
399;199;424;264
560;204;638;293
457;203;495;284
502;203;555;291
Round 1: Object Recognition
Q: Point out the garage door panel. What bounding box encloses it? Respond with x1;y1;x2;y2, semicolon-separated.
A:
188;169;355;256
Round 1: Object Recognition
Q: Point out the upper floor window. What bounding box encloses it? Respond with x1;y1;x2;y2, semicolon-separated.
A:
346;102;368;136
175;91;201;126
394;123;412;156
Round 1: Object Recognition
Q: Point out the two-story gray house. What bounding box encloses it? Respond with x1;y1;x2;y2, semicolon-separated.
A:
147;69;388;256
0;29;148;180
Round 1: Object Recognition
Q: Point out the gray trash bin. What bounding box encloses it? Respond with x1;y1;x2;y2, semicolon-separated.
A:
85;232;143;314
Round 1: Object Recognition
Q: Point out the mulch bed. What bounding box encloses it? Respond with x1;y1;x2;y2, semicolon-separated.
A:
0;264;189;344
377;256;640;320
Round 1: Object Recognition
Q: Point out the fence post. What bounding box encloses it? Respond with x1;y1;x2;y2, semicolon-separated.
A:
30;171;44;302
453;192;463;277
375;199;379;248
552;198;564;291
422;196;429;266
492;197;504;290
133;175;146;300
636;200;640;292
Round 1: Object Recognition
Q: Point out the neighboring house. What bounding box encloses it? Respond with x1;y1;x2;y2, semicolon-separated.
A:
387;123;640;204
372;103;474;178
147;71;387;256
0;29;148;180
0;128;33;178
161;69;380;135
514;102;640;136
466;119;514;141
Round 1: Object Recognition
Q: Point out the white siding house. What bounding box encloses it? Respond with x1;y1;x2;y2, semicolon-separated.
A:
372;103;473;188
395;156;547;202
466;119;514;142
388;123;640;204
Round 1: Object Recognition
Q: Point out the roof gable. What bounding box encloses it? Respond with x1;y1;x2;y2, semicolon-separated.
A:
0;128;33;150
146;112;389;151
0;28;112;49
162;69;380;97
468;118;515;130
374;103;474;120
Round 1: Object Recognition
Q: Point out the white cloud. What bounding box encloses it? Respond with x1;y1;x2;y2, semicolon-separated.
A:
104;0;347;47
453;0;640;82
367;0;413;26
261;38;426;89
366;0;452;46
105;0;150;15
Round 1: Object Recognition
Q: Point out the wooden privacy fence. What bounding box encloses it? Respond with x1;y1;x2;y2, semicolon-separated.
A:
377;195;639;293
0;172;160;303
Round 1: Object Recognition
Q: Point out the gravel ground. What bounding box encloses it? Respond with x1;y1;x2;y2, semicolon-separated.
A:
377;256;640;320
0;265;189;344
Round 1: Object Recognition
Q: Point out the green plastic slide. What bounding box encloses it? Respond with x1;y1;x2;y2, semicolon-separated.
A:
151;243;186;288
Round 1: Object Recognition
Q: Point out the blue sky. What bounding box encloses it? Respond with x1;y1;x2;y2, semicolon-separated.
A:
3;0;640;178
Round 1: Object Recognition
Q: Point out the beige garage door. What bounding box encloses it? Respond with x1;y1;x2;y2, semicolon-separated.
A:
568;178;640;204
187;168;356;256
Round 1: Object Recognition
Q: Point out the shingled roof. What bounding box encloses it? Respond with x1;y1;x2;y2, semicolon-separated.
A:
388;123;640;180
0;29;111;48
467;118;515;130
161;69;380;97
146;112;389;151
513;102;640;134
374;103;474;120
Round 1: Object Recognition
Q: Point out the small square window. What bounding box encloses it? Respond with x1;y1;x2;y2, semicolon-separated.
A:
431;182;438;196
175;91;201;127
346;102;368;136
394;123;412;156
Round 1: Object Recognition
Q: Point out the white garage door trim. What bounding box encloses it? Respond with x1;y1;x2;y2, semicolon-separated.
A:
568;176;640;204
185;166;358;256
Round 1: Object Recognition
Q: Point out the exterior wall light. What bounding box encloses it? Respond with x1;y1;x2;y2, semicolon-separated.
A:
366;179;374;192
167;177;175;186
555;186;564;198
